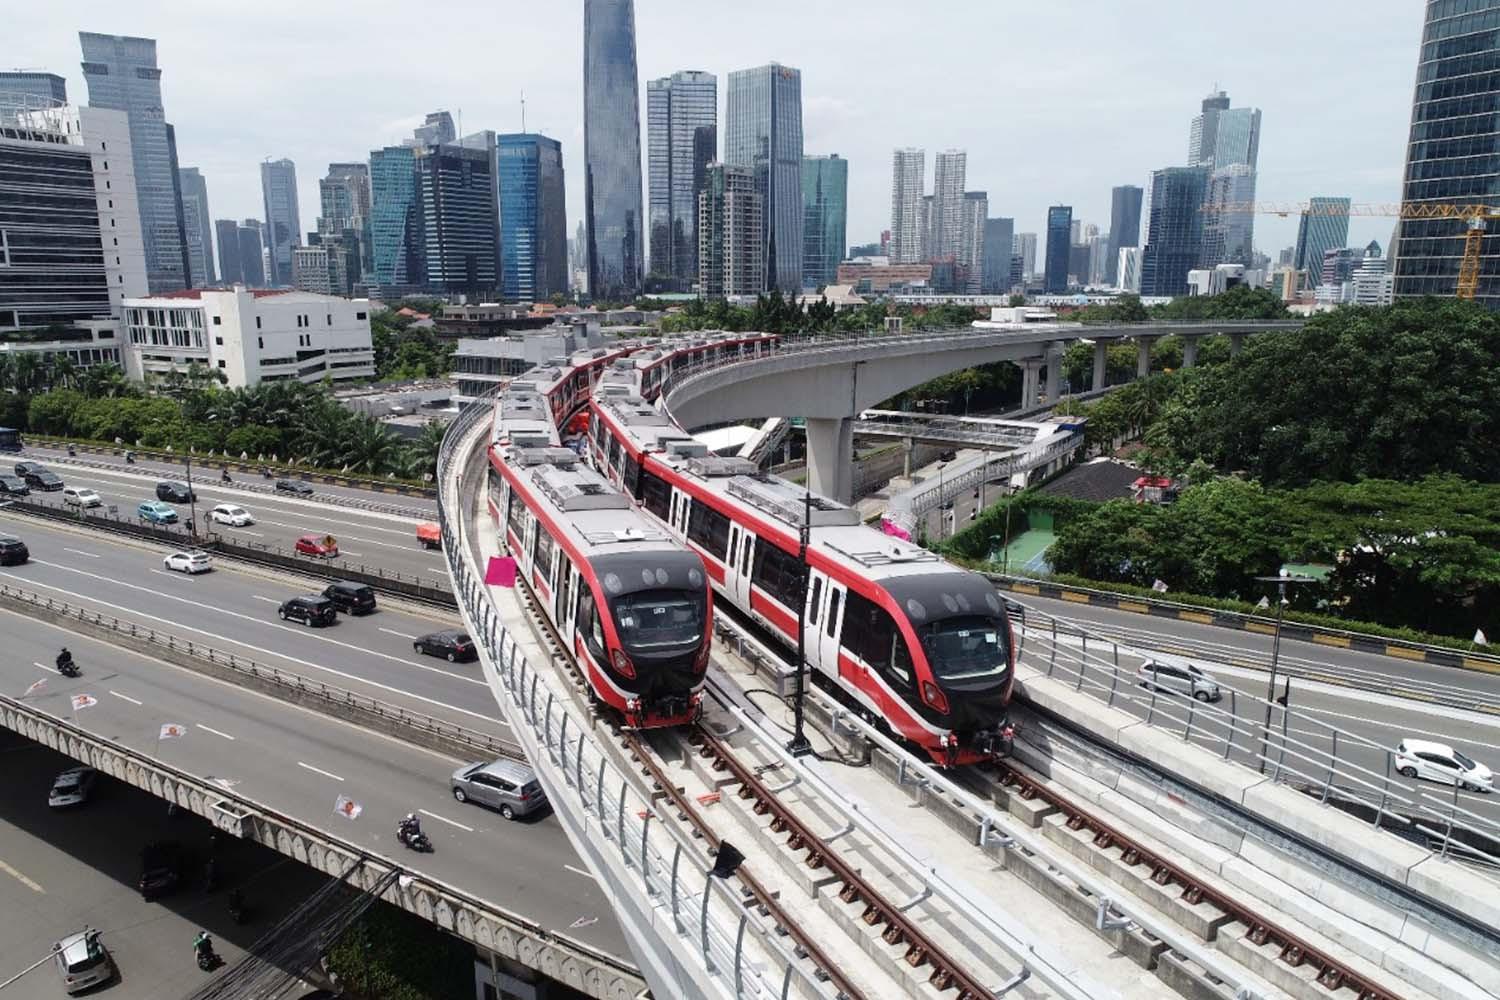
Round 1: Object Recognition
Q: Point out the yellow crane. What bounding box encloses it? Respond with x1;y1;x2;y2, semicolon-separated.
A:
1203;201;1500;299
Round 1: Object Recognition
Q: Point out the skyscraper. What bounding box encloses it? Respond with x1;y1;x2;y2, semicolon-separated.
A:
726;62;804;291
646;71;716;290
410;111;455;148
890;148;925;264
1294;197;1351;287
932;150;967;260
414;142;500;296
1201;164;1257;268
1044;206;1073;293
260;159;300;287
178;168;215;287
1140;166;1210;297
0;72;67;107
801;154;848;288
79;32;190;293
1211;108;1262;170
1106;185;1143;286
957;192;987;293
698;163;763;298
369;145;419;291
583;0;645;300
319;163;373;282
1015;232;1037;282
981;217;1014;294
1187;89;1231;166
215;219;244;285
498;133;568;302
237;220;266;288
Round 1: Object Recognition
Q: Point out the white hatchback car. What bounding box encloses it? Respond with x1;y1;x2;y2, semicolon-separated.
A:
1395;738;1493;792
163;550;213;574
210;503;254;527
49;766;98;808
62;486;102;508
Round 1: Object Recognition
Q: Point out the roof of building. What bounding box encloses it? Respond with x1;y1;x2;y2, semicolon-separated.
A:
1037;458;1142;503
147;288;290;300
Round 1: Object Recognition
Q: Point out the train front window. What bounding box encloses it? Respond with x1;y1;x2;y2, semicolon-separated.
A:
611;589;704;655
919;616;1008;681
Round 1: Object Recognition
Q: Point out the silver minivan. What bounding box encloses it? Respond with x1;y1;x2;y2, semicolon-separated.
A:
451;758;546;820
1137;661;1221;702
53;928;114;994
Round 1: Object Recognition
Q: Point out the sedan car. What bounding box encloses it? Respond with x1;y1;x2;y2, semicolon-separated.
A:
25;470;64;491
1395;738;1493;792
414;630;476;663
275;479;315;496
62;486;103;508
137;500;179;524
52;928;114;995
0;474;30;496
210;503;254;526
48;766;98;808
294;533;338;558
138;841;187;900
14;460;46;478
0;536;28;566
155;480;196;503
163;550;212;574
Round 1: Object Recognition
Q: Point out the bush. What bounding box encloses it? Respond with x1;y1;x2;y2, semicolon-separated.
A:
324;901;473;1000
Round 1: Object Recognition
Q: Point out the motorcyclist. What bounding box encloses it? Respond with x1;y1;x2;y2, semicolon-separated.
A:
56;647;73;672
124;450;136;464
397;813;421;844
221;469;232;484
193;930;215;965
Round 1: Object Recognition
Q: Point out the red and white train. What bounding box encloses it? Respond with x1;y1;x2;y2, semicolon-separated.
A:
486;376;712;728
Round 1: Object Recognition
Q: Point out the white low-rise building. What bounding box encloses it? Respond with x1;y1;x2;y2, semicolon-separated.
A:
121;287;375;388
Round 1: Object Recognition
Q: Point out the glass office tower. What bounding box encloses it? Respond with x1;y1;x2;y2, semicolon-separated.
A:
370;145;420;290
726;63;804;292
801;154;847;288
498;133;568;302
1043;205;1073;293
646;71;716;290
1140;166;1209;296
583;0;645;300
259;159;301;287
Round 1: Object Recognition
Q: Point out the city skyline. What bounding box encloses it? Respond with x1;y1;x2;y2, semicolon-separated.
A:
12;2;1419;276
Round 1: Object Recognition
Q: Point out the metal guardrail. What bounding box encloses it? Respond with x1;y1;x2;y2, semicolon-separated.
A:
888;435;1082;530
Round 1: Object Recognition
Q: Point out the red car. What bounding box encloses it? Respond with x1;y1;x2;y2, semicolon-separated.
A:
294;533;339;558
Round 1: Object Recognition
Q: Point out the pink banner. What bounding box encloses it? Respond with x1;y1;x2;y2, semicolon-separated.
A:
485;556;517;588
880;519;911;542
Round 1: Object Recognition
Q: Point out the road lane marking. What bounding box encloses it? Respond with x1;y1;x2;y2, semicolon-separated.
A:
32;661;60;676
197;724;235;740
380;628;418;640
63;548;101;559
109;690;142;706
563;865;597;880
418;808;473;832
0;858;44;894
226;529;264;537
297;761;345;781
250;595;277;603
340;550;363;558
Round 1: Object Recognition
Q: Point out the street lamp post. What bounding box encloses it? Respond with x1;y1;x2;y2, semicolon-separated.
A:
1001;489;1014;576
184;456;198;540
787;489;813;757
937;461;947;540
1254;569;1315;775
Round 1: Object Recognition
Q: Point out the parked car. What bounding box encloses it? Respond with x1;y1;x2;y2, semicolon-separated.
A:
0;474;30;496
323;580;376;615
0;536;28;566
155;480;195;503
14;461;46;478
1395;738;1493;792
275;479;314;496
48;766;98;808
414;630;476;663
163;550;213;574
52;928;114;995
138;841;188;900
416;522;442;549
450;758;546;820
25;470;64;491
294;533;338;558
210;503;254;526
137;500;179;525
1136;661;1222;702
278;594;337;627
62;486;103;508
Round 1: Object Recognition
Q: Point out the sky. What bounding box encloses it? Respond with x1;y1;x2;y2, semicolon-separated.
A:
15;1;1424;268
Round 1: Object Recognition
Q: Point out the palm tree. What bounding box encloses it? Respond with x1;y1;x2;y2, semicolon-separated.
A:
79;363;130;399
49;355;78;391
0;354;13;392
11;354;41;394
402;419;448;481
340;416;403;475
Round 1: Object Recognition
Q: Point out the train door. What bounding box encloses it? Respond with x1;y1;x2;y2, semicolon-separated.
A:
556;559;577;644
803;571;846;681
668;489;690;539
725;524;754;607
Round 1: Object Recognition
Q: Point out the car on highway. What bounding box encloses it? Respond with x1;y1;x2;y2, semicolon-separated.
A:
323;580;377;615
210;503;255;526
138;841;188;900
417;522;442;549
155;480;196;503
14;460;46;478
275;479;315;496
163;550;213;574
0;536;28;565
0;474;30;496
294;533;338;558
137;500;179;525
62;486;103;508
24;469;64;491
1395;738;1494;792
414;630;476;662
1136;661;1222;702
48;766;98;808
450;758;546;820
278;594;337;627
52;927;114;995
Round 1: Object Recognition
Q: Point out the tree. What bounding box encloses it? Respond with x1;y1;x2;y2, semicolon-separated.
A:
340;416;403;474
402;420;448;480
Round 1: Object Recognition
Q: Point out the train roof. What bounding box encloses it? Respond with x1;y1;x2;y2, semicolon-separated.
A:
491;384;558;448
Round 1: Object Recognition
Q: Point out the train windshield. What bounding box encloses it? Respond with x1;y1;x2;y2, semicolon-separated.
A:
917;616;1009;682
611;589;705;655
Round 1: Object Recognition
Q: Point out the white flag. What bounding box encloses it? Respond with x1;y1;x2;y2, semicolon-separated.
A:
24;678;46;696
1477;629;1490;646
70;694;98;711
1152;579;1169;593
159;723;187;740
333;795;362;820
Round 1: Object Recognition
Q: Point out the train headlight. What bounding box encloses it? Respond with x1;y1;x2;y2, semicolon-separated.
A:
611;648;637;678
921;681;950;715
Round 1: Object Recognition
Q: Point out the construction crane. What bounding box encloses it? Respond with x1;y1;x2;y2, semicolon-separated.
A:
1203;201;1500;299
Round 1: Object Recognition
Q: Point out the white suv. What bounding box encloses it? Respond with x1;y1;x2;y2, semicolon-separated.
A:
62;486;102;508
1395;738;1493;792
163;550;213;574
210;503;254;527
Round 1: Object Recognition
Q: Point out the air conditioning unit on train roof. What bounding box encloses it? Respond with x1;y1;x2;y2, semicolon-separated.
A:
687;456;760;478
508;433;553;450
662;439;708;459
514;446;578;467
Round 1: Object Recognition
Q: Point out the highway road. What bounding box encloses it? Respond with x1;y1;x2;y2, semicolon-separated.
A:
0;607;629;960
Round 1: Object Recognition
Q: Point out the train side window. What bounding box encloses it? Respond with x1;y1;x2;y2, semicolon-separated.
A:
486;467;504;512
808;577;823;626
534;526;555;580
558;561;574;627
825;590;841;638
577;588;605;660
623;455;641;497
640;469;671;520
608;435;622;473
742;535;753;575
591;416;606;450
687;500;731;559
843;591;912;691
506;485;528;545
751;541;802;610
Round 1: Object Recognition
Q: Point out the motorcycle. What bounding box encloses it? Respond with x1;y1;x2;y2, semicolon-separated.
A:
260;466;273;479
124;451;136;465
193;934;221;972
221;470;233;484
67;445;77;457
56;653;80;678
397;824;433;853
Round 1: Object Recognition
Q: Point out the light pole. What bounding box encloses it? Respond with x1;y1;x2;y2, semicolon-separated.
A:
1254;569;1315;775
1001;488;1015;575
184;456;198;540
936;461;948;540
787;488;813;757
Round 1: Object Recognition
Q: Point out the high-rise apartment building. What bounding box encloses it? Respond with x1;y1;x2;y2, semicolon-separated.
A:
260;159;300;286
957;192;987;293
1293;197;1351;286
1106;185;1143;286
79;32;189;293
889;148;925;264
369;145;420;291
922;195;936;261
646;71;716;290
801;154;847;288
1044;206;1073;293
1201;164;1257;268
178;167;215;287
0;72;67;107
698;163;763;297
932;150;967;260
414;141;500;296
1015;232;1037;282
215;220;244;285
1140;166;1209;297
498;133;568;302
583;0;645;300
319;163;373;282
981;218;1014;294
726;63;803;291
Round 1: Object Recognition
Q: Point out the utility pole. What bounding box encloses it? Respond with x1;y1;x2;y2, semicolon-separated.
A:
185;456;198;540
787;489;813;757
1254;569;1315;775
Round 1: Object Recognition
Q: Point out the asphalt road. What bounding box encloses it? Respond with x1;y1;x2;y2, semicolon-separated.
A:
0;611;628;961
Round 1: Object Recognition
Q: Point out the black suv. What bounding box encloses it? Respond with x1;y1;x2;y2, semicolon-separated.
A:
275;479;314;496
0;536;28;566
14;461;45;478
322;581;377;615
0;474;29;496
278;595;337;627
24;470;63;491
139;841;188;900
155;481;195;503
